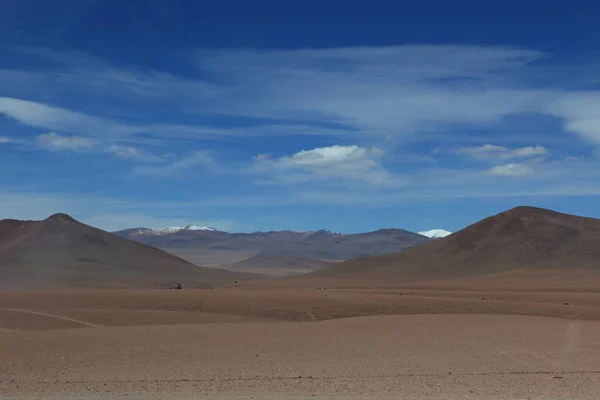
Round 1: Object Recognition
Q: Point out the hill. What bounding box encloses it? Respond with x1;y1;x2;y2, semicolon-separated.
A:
302;206;600;285
219;253;334;277
113;227;430;261
0;214;259;289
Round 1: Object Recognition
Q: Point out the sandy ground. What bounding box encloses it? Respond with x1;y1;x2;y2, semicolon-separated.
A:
1;314;600;399
2;288;600;398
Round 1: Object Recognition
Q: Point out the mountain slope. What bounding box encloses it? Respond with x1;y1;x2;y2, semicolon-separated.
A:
0;214;259;289
113;227;430;260
307;206;600;284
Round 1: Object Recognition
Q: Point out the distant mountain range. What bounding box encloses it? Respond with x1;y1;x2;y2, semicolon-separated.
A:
134;225;217;235
3;207;599;291
113;226;431;261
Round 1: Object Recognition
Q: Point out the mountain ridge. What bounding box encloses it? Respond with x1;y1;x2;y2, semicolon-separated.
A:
113;226;430;260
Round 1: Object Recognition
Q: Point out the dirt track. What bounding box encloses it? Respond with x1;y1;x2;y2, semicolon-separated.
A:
2;314;600;399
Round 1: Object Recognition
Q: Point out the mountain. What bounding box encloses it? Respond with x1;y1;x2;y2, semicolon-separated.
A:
418;229;452;238
0;214;259;289
219;254;334;277
305;206;600;285
120;225;216;236
113;227;430;261
228;254;331;270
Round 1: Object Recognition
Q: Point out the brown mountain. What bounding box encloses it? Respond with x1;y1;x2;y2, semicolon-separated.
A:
0;214;259;289
305;206;600;285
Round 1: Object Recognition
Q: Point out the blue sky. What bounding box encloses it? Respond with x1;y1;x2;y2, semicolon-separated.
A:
1;0;600;233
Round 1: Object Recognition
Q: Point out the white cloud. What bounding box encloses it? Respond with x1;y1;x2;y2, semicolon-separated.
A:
280;145;376;171
458;144;549;160
254;144;397;186
0;136;13;143
36;132;95;151
484;163;536;177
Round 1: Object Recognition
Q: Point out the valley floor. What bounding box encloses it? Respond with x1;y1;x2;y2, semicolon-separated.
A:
2;288;600;398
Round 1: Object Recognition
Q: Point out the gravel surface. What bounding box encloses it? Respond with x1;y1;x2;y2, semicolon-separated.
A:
2;314;599;399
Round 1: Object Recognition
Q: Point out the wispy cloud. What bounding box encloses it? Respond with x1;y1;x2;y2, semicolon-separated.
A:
106;144;163;163
547;93;600;145
133;150;216;177
0;45;594;145
0;96;132;137
33;132;161;163
0;136;14;143
190;46;550;137
36;132;95;151
457;144;550;160
2;45;600;150
252;153;270;161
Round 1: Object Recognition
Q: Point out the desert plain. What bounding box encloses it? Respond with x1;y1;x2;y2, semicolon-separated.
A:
2;284;600;399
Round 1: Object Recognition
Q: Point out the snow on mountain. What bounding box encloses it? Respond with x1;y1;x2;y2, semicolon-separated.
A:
184;225;215;231
144;225;216;235
418;229;452;239
150;227;183;234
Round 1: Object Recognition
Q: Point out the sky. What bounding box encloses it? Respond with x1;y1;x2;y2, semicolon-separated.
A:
1;0;600;233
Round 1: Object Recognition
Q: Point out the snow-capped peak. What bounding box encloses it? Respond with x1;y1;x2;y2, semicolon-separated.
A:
418;229;452;239
144;225;216;235
183;224;215;231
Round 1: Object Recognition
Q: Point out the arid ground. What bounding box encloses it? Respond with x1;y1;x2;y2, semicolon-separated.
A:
2;287;600;399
